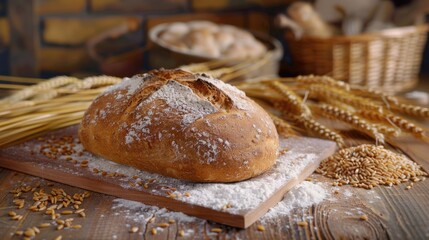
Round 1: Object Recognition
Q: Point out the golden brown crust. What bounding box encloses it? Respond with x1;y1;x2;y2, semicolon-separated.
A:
79;69;279;182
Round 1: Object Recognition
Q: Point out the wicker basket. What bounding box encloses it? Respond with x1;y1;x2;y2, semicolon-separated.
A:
285;24;429;93
149;22;283;81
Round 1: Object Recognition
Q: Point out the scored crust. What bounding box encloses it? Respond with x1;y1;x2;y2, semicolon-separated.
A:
79;69;279;182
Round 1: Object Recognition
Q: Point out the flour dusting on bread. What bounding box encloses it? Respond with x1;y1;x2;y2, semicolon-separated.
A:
79;69;279;182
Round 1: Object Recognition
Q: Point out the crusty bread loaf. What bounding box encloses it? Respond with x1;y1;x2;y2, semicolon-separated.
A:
79;69;279;182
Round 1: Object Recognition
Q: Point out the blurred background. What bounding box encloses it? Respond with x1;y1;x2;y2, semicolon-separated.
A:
0;0;427;81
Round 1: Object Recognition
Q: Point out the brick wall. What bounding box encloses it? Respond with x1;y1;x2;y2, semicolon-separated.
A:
1;0;295;77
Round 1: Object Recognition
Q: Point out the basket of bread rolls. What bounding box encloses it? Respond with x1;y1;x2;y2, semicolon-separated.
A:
149;21;283;81
278;0;429;93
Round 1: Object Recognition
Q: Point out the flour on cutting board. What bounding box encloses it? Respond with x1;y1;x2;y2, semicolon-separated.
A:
30;136;334;214
110;181;331;227
26;136;335;214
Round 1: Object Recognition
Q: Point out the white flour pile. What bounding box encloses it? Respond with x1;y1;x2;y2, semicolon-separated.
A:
261;181;328;221
110;180;330;226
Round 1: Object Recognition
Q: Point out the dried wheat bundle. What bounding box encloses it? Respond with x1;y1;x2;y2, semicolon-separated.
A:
179;53;274;82
0;75;121;147
236;75;429;147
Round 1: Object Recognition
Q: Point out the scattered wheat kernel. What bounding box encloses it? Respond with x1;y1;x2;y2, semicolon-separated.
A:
130;226;139;233
15;230;23;236
8;211;16;217
184;192;190;197
211;228;222;233
57;225;64;230
360;215;368;221
56;220;65;225
32;226;40;234
24;228;35;237
38;223;51;228
151;228;157;235
72;225;82;229
305;178;312;181
257;225;265;231
61;210;73;215
75;209;85;214
179;230;185;237
406;185;412;190
12;215;23;220
158;223;169;228
79;212;86;218
55;235;62;240
168;219;176;224
297;221;308;227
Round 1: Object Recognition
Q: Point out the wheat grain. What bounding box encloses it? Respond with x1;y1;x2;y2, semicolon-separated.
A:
317;144;427;189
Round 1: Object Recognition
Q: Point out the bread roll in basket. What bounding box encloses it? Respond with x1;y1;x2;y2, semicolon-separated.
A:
79;69;279;182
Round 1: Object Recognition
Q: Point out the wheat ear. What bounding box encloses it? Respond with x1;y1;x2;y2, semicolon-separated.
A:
312;103;385;144
267;81;312;117
357;109;427;139
307;84;383;112
268;113;296;138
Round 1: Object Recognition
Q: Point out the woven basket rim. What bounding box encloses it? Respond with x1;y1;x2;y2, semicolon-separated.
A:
286;24;429;43
149;21;283;61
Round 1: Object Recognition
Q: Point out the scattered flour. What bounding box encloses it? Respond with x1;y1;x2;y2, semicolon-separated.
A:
140;80;218;127
103;75;147;98
24;133;336;215
110;181;330;226
261;181;329;222
112;198;197;223
63;137;334;213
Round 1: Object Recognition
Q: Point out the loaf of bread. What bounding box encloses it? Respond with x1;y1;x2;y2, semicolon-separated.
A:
79;69;279;182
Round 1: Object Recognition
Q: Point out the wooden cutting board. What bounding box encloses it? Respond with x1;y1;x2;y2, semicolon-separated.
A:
0;126;336;228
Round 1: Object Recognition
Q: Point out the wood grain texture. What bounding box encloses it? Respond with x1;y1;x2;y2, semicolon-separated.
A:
1;122;429;239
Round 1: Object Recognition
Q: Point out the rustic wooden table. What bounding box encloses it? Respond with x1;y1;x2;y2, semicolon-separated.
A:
1;82;429;240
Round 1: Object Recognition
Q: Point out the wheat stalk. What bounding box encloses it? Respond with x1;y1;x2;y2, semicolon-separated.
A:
307;84;383;112
287;114;345;147
311;103;385;144
268;113;296;138
356;109;427;139
267;81;311;117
